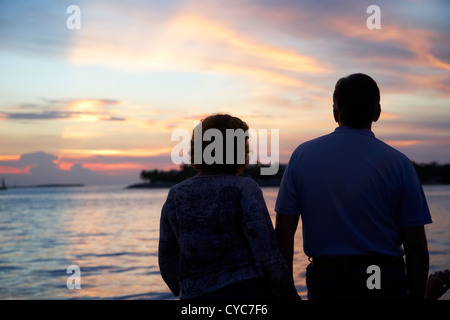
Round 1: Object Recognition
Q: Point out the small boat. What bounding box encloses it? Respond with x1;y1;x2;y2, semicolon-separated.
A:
0;178;7;191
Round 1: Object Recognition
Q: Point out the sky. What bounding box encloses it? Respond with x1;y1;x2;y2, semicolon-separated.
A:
0;0;449;186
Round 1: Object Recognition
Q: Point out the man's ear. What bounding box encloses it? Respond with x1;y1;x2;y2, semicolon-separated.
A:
333;107;340;124
373;104;381;122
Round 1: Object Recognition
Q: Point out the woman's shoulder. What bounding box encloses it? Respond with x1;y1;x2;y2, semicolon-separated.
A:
234;175;261;189
213;174;261;191
168;174;260;195
166;177;197;195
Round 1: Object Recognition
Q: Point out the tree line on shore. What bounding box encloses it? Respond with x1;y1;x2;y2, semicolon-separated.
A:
412;162;450;184
139;162;450;185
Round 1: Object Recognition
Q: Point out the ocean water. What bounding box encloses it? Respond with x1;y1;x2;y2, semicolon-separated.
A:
0;185;449;300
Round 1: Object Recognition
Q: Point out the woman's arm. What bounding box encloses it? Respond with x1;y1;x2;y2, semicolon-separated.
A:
242;185;299;299
158;200;180;297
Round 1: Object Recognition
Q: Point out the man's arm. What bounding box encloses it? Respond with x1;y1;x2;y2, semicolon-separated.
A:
275;213;300;274
400;225;429;300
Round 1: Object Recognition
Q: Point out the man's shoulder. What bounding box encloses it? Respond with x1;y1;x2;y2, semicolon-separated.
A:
291;132;334;155
290;129;413;167
372;137;414;163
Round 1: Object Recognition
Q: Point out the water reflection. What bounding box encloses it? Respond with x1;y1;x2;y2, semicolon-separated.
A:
0;185;448;299
262;188;309;298
60;187;170;299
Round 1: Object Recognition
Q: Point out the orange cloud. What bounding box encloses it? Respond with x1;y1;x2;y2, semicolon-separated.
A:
0;99;125;122
57;162;74;171
61;131;103;139
380;112;400;120
327;16;450;72
60;147;173;158
66;99;104;113
386;140;420;147
166;13;329;73
0;165;33;174
0;155;21;161
82;162;145;173
0;154;33;174
68;9;330;90
65;99;124;122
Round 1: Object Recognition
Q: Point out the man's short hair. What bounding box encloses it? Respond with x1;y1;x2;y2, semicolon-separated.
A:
333;73;380;129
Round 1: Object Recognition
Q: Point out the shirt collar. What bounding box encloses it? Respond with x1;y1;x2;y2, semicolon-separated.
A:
333;126;375;138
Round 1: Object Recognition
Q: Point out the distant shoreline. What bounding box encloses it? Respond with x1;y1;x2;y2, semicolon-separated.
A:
125;182;177;189
7;184;85;189
125;178;449;190
130;162;450;190
126;179;283;189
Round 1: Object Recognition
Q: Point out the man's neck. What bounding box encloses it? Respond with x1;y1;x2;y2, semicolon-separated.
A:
339;123;372;130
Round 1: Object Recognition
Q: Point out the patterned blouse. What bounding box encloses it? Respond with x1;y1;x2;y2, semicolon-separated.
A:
158;174;295;299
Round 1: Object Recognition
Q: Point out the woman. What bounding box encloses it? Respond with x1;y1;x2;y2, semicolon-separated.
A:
158;114;298;300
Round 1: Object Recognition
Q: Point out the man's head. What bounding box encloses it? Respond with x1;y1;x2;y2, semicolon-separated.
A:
333;73;381;129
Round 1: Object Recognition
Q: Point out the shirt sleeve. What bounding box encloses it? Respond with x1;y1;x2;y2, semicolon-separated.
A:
397;160;433;227
275;151;301;215
241;182;297;299
158;190;181;296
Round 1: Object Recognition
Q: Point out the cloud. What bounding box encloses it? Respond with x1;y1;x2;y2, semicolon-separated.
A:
0;152;139;185
1;0;450;169
0;98;126;122
0;152;92;184
61;131;103;140
65;1;331;93
309;7;450;96
0;151;175;186
20;151;58;166
0;110;125;121
206;0;450;95
1;111;71;120
57;148;174;174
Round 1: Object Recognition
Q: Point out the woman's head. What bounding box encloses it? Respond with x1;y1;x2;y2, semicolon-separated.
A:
190;114;249;175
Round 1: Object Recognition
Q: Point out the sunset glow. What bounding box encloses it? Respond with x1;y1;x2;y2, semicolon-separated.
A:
1;0;449;185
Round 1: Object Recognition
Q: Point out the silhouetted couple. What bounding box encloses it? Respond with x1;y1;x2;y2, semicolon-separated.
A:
158;73;432;300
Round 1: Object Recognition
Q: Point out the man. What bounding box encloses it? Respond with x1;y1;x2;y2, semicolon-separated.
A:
275;73;432;300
